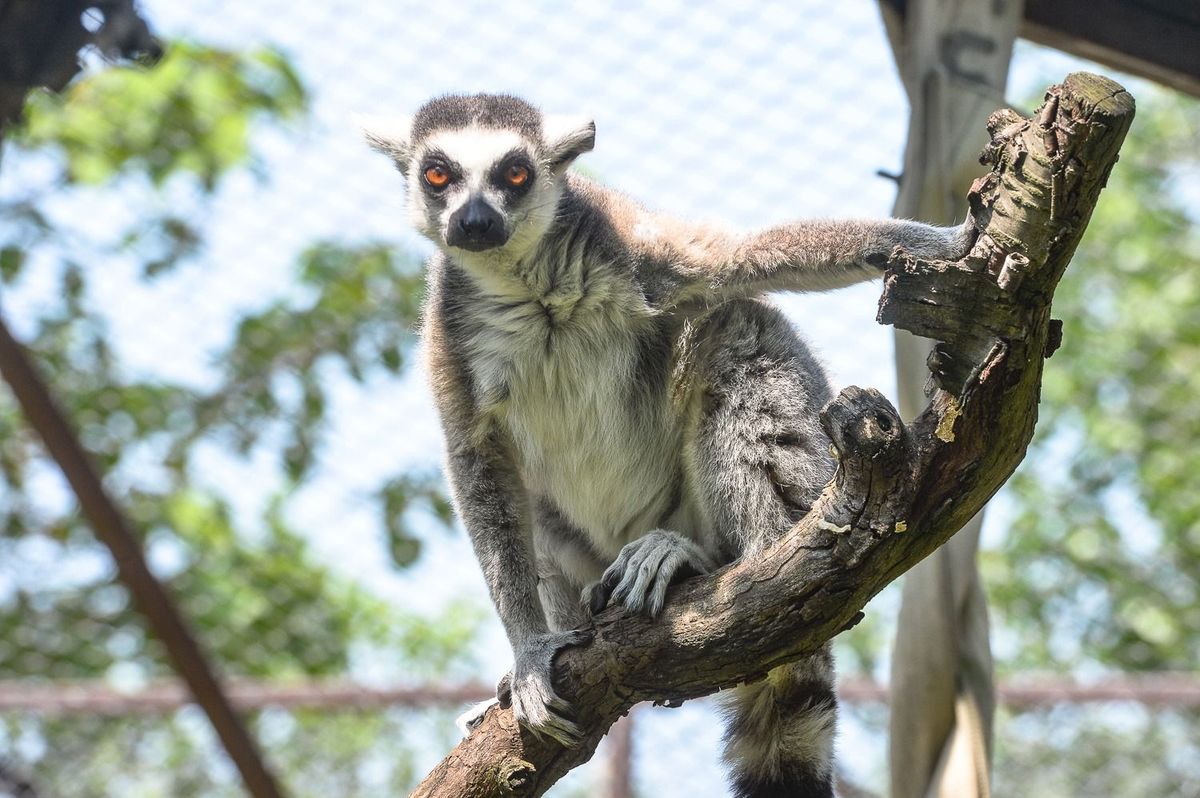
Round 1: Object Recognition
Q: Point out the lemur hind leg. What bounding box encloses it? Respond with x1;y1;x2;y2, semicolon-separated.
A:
685;298;838;798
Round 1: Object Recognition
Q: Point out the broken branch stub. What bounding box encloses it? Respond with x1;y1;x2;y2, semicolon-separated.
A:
411;72;1134;798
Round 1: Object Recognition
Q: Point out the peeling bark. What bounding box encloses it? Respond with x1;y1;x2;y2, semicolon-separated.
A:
411;73;1135;798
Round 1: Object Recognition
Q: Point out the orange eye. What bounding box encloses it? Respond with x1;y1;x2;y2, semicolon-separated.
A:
505;165;529;187
424;165;450;187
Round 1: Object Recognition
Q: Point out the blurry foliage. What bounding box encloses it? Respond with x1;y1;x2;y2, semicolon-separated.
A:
992;705;1200;797
188;242;424;484
985;87;1200;674
0;490;394;681
0;39;469;797
17;42;304;188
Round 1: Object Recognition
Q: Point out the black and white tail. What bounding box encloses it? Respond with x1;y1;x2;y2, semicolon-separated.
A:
720;648;837;798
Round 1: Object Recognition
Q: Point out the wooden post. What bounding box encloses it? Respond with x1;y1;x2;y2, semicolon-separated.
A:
878;2;1023;796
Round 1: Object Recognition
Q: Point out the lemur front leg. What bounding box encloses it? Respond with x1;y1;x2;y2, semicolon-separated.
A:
456;625;594;742
643;212;978;304
455;569;590;738
497;627;594;745
446;444;592;746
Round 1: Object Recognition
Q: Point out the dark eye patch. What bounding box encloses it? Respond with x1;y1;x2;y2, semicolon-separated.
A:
419;149;462;193
489;149;536;196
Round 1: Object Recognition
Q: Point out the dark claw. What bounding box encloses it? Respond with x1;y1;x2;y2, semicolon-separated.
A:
601;566;621;594
590;567;621;614
497;671;513;708
564;628;594;648
588;582;608;615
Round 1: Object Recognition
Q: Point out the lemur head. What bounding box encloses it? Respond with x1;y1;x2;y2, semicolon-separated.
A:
363;94;594;261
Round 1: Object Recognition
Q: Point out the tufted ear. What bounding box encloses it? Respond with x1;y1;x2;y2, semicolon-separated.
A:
359;114;414;174
543;114;595;171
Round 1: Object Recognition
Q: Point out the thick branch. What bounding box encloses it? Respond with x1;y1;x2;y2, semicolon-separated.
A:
413;73;1134;798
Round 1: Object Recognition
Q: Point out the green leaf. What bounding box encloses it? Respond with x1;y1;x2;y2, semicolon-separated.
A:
0;246;25;282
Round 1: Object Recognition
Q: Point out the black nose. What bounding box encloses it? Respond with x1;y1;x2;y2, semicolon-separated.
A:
458;209;493;237
446;196;508;251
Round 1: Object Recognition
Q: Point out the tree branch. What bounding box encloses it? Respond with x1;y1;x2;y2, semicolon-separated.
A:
412;73;1135;798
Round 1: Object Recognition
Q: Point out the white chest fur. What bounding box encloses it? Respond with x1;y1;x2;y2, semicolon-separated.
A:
462;288;681;557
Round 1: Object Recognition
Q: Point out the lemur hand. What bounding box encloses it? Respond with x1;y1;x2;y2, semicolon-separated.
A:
499;628;593;747
587;530;716;618
913;215;979;263
946;214;979;260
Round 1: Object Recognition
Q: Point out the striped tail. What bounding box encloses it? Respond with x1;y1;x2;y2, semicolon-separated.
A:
720;647;837;798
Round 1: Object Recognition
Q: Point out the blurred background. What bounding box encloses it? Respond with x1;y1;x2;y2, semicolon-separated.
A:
0;1;1197;796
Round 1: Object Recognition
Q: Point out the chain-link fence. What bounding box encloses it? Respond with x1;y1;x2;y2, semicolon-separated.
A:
0;1;1197;796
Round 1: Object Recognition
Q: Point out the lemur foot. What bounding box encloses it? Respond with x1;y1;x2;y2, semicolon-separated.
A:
455;697;498;736
587;530;716;618
500;628;593;747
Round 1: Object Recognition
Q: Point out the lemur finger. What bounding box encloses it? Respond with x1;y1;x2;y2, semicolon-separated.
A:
541;712;584;747
545;693;576;718
514;689;582;747
586;581;608;615
612;542;671;611
647;549;687;617
609;548;651;606
594;548;634;610
496;671;513;708
560;628;594;647
599;552;629;594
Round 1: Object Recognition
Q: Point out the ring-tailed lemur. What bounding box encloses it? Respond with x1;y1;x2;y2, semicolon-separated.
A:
365;94;973;798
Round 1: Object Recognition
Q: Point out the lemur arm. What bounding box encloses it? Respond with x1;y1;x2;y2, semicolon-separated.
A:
631;213;975;307
445;439;547;648
441;416;594;745
426;331;547;651
426;299;590;744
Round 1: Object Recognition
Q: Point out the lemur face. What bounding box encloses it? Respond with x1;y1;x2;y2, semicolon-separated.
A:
410;126;545;253
363;94;594;261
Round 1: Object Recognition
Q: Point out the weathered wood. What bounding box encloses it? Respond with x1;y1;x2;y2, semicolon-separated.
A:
880;0;1200;98
1022;0;1200;99
411;73;1135;798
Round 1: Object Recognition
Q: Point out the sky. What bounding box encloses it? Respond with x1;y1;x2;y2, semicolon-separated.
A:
0;0;1134;793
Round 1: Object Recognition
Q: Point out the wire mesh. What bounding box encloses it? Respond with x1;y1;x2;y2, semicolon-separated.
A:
0;1;1195;796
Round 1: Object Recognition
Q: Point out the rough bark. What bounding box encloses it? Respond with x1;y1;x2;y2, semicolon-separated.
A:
411;73;1134;798
879;0;1019;792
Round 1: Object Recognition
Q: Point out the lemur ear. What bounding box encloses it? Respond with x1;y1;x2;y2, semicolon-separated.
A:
359;115;414;174
543;114;595;170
